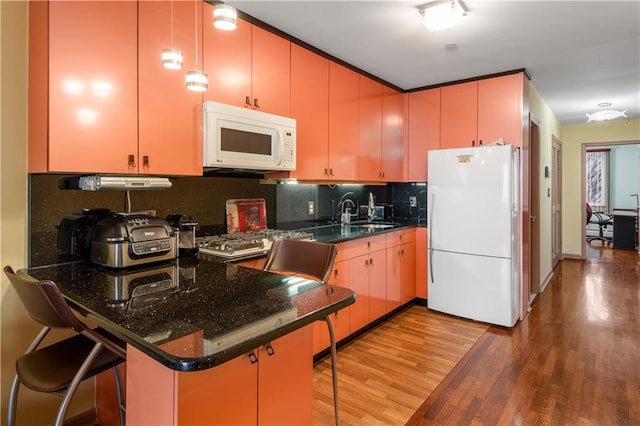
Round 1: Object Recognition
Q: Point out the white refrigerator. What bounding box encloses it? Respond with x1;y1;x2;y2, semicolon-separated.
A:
427;145;520;327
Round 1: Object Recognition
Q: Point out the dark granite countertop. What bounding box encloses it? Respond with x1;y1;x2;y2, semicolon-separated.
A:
23;258;355;372
276;219;423;244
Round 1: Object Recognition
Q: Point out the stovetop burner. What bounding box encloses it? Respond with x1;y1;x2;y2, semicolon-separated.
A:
196;229;314;259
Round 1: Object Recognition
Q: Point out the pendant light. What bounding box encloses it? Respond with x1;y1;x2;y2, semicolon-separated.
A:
162;0;183;69
185;0;208;91
213;3;237;31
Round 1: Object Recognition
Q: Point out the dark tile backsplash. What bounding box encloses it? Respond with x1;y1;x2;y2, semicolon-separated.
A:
29;174;426;267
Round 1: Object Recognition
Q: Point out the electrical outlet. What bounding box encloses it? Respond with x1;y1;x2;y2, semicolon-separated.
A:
307;201;315;216
409;196;417;207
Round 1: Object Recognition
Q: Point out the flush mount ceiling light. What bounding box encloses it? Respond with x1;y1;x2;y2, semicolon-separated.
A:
213;3;237;31
419;0;466;31
186;0;208;91
586;102;628;123
162;1;183;69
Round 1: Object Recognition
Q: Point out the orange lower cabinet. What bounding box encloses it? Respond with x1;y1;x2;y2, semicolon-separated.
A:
258;326;313;426
368;250;387;321
125;326;314;425
416;228;428;299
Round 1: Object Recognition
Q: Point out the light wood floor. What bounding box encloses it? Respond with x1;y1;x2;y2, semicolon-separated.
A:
315;248;639;425
313;306;487;425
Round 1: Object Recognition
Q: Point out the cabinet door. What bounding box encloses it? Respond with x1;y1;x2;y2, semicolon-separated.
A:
349;255;371;333
138;1;202;176
416;227;428;299
202;10;251;108
251;26;291;116
368;250;387;321
175;353;258;426
48;1;137;173
401;241;417;304
381;86;404;182
478;73;524;147
290;45;330;180
328;62;359;181
259;326;313;426
440;81;477;149
358;76;383;181
407;88;440;181
314;259;351;354
386;245;403;312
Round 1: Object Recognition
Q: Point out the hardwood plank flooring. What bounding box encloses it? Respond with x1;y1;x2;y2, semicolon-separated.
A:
313;306;487;425
314;248;639;425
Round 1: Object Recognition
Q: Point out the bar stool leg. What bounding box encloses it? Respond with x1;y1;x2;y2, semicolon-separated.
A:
113;366;126;426
324;315;340;426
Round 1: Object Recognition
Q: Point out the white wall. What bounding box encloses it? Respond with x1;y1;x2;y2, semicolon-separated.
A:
528;82;562;287
610;144;640;209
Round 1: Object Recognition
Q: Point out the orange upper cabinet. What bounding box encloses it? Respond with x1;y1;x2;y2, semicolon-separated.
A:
441;72;525;149
477;73;525;148
328;62;359;181
138;1;203;176
440;81;477;149
202;6;252;108
358;76;383;181
406;88;440;181
381;86;404;182
203;14;290;116
29;1;138;173
289;45;330;180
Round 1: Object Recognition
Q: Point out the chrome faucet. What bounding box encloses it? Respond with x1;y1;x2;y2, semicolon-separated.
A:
367;192;375;222
338;192;356;225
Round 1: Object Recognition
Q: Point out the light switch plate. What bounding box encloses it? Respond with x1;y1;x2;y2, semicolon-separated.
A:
307;201;315;216
409;196;417;207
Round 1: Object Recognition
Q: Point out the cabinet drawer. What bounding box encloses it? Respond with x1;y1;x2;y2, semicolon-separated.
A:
385;229;416;248
335;234;386;262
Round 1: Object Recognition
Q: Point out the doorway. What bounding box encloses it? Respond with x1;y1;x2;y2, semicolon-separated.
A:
551;136;562;268
529;118;541;296
582;140;640;259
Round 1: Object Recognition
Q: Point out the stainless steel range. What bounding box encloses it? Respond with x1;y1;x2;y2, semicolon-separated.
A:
196;229;314;260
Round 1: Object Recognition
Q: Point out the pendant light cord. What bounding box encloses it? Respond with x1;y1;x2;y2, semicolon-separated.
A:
170;0;175;47
194;0;198;69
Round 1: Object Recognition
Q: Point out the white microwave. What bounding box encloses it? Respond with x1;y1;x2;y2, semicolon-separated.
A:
202;101;296;171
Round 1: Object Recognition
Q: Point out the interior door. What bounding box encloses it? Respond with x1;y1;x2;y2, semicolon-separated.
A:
552;136;562;267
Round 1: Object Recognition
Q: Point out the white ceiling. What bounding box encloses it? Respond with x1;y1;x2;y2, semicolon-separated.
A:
227;0;640;125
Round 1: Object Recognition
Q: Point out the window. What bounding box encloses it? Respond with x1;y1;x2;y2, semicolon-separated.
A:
586;149;610;212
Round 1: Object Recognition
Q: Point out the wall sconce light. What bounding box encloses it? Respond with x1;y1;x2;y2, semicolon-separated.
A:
162;1;183;69
419;0;466;31
213;3;237;31
186;0;208;91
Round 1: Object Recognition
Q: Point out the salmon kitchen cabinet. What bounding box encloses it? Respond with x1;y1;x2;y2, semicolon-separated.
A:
29;1;138;174
386;229;417;312
358;76;383;181
289;45;331;181
381;86;405;182
127;326;313;426
406;88;441;181
415;227;428;299
327;62;360;181
203;11;291;116
313;260;352;354
138;1;203;176
440;72;526;149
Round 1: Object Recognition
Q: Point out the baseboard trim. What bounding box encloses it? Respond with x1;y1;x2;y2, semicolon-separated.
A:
540;270;554;293
562;253;584;260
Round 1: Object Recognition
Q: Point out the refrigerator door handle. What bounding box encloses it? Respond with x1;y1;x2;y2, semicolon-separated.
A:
429;193;435;283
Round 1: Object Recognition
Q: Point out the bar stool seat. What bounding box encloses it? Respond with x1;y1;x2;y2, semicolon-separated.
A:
3;265;126;426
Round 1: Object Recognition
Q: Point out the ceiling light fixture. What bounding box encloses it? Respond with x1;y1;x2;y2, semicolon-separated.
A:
213;3;237;31
586;102;628;123
419;0;466;31
186;0;208;91
162;0;183;69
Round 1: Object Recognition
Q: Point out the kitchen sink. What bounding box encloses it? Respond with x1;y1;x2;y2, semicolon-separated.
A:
352;223;396;230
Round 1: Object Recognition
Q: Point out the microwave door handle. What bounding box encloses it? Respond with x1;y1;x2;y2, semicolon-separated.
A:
275;129;284;166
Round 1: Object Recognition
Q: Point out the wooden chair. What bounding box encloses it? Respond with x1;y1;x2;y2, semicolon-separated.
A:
263;239;341;425
3;266;126;426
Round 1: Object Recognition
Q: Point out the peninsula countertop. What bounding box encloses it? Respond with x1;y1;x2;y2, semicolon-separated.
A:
23;258;355;372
